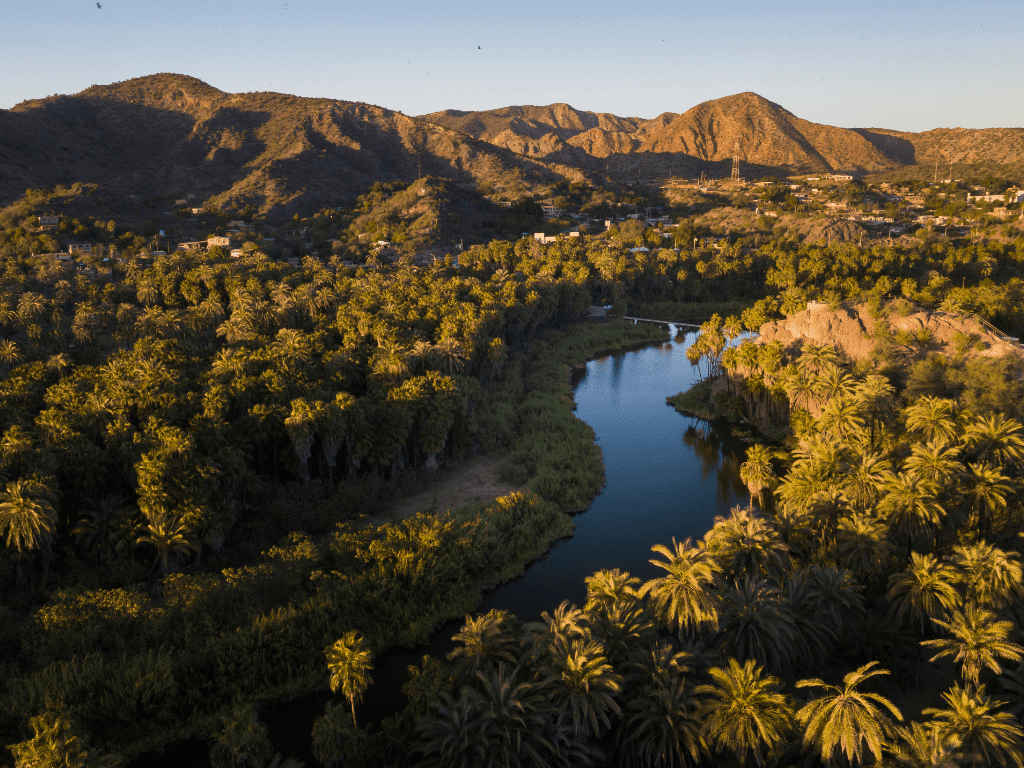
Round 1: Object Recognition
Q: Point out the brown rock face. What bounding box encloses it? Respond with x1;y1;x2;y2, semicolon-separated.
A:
757;303;1024;364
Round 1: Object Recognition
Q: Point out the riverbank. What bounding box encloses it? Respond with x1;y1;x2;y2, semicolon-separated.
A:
83;320;668;762
667;375;744;423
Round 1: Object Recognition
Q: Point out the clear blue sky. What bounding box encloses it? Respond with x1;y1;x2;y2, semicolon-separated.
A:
2;0;1021;132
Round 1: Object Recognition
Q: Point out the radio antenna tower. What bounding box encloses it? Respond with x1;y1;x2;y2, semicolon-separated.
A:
731;140;741;182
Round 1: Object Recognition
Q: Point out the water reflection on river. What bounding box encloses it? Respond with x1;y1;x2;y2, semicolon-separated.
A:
136;325;749;767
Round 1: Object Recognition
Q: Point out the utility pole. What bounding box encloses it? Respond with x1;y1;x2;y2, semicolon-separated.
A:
731;140;740;182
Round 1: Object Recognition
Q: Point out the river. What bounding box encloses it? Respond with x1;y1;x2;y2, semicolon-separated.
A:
137;325;749;766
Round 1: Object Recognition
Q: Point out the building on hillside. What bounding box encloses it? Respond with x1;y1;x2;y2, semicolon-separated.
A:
227;220;253;230
207;235;236;248
39;215;59;226
175;241;205;252
67;243;92;254
541;205;563;218
828;174;854;182
230;248;245;258
191;207;204;215
967;193;1005;203
533;232;558;244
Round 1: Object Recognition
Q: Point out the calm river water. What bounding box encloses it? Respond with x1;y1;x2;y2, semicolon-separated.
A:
136;325;749;766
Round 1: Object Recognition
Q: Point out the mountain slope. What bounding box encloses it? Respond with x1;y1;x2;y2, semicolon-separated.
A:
0;74;564;214
420;103;645;152
422;92;1024;177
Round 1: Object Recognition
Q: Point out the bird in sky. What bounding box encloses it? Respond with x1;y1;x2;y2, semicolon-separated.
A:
96;2;101;7
478;46;481;49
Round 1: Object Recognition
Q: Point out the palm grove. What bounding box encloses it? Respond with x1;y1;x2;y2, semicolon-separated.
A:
3;190;1024;766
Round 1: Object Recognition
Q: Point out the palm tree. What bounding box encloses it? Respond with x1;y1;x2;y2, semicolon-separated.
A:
448;609;520;681
135;510;195;576
706;506;791;585
806;564;865;637
9;710;120;768
415;690;488;768
326;630;374;727
620;669;705;768
740;445;777;509
833;513;892;586
923;604;1024;688
0;478;58;588
961;463;1012;535
543;638;622;740
284;398;318;483
842;452;894;513
784;367;819;411
887;552;961;632
696;657;793;767
72;493;128;564
583;570;653;664
432;337;466;374
797;342;840;378
528;601;588;659
714;578;799;675
786;570;841;668
311;702;365;768
924;683;1024;767
888;721;963;768
486;337;508;381
209;704;271;768
0;339;21;370
855;374;896;448
269;327;310;372
963;413;1024;469
409;339;435;373
820;395;867;444
402;654;450;717
640;537;720;638
952;542;1024;610
905;396;958;445
796;661;903;767
469;664;550;768
879;472;945;555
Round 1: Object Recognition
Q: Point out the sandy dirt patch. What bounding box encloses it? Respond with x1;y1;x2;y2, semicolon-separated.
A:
372;455;520;526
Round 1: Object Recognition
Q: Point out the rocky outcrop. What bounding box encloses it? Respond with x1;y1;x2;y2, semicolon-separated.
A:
757;302;1024;363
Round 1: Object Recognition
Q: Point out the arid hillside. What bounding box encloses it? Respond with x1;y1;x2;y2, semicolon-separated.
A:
4;75;1022;216
0;74;564;214
422;92;1024;178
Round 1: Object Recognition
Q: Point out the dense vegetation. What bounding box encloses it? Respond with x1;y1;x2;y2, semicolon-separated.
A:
0;233;677;762
5;173;1024;765
285;340;1024;767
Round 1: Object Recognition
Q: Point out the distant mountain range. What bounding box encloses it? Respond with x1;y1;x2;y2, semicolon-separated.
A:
421;93;1024;179
1;74;1021;216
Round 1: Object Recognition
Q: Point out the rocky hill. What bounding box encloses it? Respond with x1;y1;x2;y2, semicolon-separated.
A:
757;302;1024;364
4;75;1022;217
422;92;1024;178
0;74;564;215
